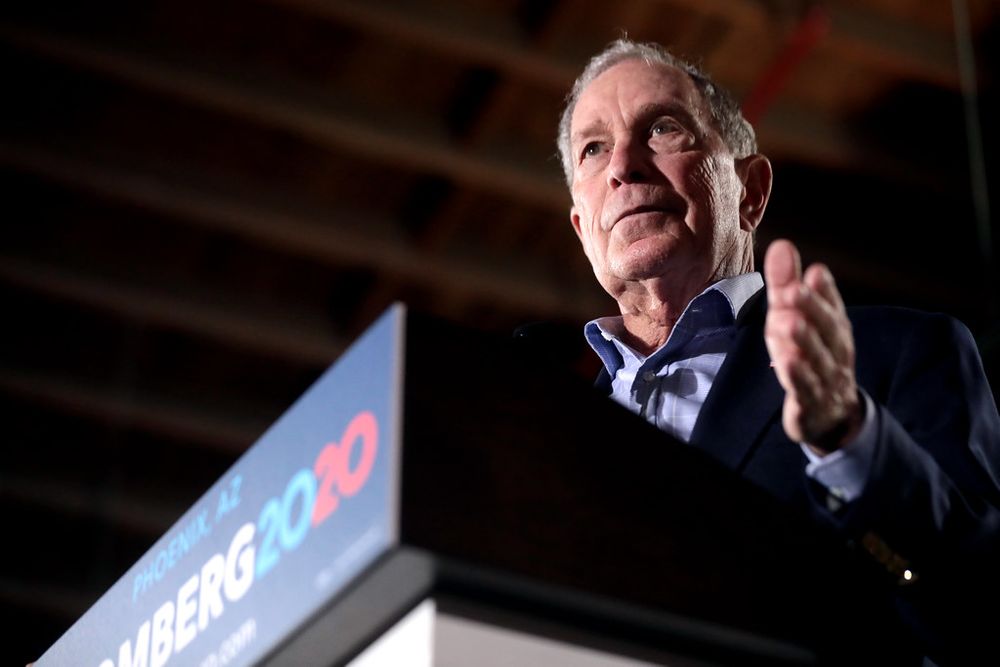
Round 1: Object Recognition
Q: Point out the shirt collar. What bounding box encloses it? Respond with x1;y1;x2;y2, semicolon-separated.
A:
584;272;763;378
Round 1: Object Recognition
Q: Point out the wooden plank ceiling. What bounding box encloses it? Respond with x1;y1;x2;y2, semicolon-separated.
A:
3;0;998;661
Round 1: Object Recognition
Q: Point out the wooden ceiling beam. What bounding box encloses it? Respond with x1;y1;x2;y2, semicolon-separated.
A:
1;473;178;537
654;0;960;88
0;368;262;454
754;104;947;193
0;23;569;212
272;0;963;90
824;5;959;88
268;0;579;89
0;256;344;366
348;0;581;332
0;142;609;320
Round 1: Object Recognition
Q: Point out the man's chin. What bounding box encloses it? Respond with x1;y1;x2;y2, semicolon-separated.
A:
593;268;666;299
608;257;673;283
607;240;680;279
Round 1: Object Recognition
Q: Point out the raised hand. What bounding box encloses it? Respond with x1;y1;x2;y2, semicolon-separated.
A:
764;239;863;454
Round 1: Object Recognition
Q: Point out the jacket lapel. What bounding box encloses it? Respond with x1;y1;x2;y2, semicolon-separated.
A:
688;289;785;472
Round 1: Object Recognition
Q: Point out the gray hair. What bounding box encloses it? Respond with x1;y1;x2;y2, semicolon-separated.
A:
557;39;757;186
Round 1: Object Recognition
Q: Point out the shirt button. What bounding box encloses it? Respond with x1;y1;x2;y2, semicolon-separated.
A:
642;371;657;382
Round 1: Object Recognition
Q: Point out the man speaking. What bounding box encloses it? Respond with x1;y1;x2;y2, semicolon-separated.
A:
558;38;1000;662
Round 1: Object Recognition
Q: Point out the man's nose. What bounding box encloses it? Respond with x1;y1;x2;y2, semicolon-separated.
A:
607;139;650;188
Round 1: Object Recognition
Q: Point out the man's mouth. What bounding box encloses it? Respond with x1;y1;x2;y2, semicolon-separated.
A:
616;205;668;222
612;202;683;228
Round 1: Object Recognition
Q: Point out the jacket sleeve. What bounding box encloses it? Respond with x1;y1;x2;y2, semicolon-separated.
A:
818;309;1000;661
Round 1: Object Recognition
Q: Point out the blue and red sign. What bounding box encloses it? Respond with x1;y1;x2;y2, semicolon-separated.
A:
36;305;405;667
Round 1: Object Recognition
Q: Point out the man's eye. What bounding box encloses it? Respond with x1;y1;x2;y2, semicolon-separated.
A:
651;120;680;136
581;142;603;159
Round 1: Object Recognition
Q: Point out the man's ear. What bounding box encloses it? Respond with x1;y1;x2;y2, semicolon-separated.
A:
570;206;584;242
736;154;772;232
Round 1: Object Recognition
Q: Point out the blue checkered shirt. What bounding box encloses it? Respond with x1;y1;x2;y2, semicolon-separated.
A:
585;273;763;443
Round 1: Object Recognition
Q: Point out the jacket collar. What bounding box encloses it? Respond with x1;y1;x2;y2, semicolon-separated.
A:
687;288;785;471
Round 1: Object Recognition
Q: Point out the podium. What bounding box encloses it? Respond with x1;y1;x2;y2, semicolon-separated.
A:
35;306;910;667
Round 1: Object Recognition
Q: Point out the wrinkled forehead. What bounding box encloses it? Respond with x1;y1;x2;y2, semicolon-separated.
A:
571;59;709;136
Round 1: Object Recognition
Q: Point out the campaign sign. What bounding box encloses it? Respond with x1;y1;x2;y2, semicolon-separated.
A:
36;305;404;667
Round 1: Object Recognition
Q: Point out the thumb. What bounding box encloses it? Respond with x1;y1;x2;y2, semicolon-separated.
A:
765;239;802;290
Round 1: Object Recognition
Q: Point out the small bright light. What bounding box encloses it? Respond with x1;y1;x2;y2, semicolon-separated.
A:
903;569;913;581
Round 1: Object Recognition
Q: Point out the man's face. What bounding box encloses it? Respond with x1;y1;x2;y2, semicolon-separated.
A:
569;59;756;298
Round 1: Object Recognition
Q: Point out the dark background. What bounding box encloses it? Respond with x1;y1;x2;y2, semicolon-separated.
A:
2;0;998;662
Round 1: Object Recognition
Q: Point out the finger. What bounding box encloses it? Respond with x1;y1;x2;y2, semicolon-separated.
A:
764;309;802;378
764;239;803;307
790;266;851;360
804;263;846;315
764;239;802;287
787;357;825;416
791;316;841;387
793;283;843;350
767;307;840;400
766;323;821;414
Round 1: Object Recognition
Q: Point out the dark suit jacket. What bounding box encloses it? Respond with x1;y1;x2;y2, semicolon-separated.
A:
598;289;1000;663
